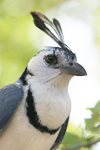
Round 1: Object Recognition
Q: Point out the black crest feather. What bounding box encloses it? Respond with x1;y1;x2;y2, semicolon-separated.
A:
30;11;72;54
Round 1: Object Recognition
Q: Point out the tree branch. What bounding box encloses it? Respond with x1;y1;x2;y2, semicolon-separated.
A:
64;138;100;150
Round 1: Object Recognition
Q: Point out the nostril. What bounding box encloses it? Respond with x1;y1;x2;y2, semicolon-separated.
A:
69;63;73;66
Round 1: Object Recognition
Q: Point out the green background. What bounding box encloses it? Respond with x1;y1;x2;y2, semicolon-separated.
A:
0;0;100;149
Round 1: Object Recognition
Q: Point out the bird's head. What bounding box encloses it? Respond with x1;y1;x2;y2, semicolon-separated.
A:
22;12;87;88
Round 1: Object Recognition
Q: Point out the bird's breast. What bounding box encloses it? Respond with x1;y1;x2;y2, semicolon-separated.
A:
0;101;60;150
33;86;71;130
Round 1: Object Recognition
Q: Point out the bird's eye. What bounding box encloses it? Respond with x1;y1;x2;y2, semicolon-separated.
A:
44;55;58;65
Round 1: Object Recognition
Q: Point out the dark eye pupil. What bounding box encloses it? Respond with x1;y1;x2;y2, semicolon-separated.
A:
45;55;57;65
46;56;53;63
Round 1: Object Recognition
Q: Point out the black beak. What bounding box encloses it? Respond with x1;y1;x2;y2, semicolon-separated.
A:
59;62;87;76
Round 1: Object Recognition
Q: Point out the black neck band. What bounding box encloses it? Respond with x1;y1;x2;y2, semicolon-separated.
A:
26;88;60;135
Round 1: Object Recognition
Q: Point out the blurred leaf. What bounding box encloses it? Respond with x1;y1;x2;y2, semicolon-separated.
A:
85;135;94;142
62;132;83;147
85;101;100;133
86;101;100;113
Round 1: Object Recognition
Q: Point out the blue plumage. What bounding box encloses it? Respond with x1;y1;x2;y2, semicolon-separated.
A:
0;83;23;133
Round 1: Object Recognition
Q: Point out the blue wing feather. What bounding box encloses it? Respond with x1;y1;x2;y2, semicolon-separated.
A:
0;82;23;133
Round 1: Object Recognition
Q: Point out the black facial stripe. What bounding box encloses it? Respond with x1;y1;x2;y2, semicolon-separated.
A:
20;67;34;85
26;88;60;135
27;70;34;76
20;68;28;85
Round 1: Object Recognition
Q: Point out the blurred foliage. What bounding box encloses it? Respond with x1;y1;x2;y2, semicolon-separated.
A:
85;101;100;133
59;101;100;150
0;0;100;150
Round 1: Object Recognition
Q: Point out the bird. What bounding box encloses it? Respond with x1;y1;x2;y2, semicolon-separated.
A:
0;11;87;150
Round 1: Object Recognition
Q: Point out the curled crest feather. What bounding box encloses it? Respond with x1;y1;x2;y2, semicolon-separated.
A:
30;11;73;54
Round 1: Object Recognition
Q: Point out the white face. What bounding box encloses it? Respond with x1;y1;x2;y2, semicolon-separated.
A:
24;47;86;130
27;47;74;86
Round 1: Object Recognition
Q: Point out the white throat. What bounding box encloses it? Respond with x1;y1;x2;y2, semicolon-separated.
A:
26;73;71;129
